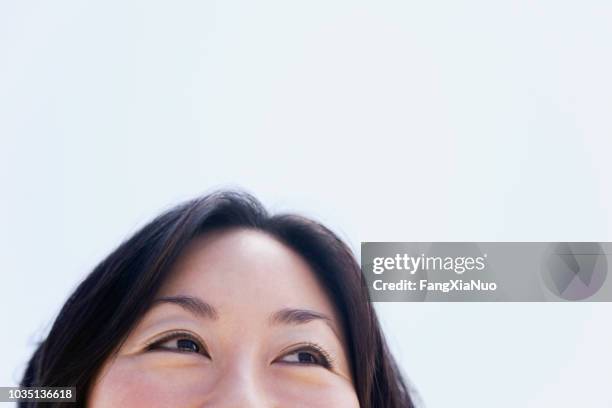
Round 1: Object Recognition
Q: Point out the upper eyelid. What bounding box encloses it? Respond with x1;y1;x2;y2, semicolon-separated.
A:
277;342;336;368
145;330;208;352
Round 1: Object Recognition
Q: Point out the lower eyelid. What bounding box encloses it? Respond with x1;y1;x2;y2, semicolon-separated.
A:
276;345;335;368
144;335;337;369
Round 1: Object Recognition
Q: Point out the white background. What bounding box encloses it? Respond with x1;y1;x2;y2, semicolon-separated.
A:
2;1;612;407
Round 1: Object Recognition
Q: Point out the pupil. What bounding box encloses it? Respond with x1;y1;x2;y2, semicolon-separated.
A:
298;352;315;363
177;339;198;352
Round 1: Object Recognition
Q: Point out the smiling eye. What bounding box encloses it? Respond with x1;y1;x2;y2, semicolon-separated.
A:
277;344;333;369
146;331;209;358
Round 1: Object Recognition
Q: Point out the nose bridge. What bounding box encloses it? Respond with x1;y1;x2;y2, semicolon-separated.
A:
205;349;270;408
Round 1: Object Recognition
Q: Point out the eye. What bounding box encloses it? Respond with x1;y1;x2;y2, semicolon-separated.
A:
146;331;210;358
276;343;334;369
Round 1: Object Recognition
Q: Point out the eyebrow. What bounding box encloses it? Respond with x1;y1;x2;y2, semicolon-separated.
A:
270;308;342;341
151;295;341;342
153;295;219;320
269;308;332;326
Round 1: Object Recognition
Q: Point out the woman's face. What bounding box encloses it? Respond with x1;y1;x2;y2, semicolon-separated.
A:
88;228;359;407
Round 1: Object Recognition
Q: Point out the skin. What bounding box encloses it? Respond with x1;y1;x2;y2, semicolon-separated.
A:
88;228;360;407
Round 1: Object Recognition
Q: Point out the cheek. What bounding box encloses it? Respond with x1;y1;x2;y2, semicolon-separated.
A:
87;357;212;408
270;368;360;408
88;357;360;408
278;385;359;407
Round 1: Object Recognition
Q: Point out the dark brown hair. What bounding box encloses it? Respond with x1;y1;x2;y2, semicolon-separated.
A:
21;190;415;407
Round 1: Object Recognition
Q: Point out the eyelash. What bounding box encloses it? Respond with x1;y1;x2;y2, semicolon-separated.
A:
276;342;335;370
145;332;335;370
145;330;210;358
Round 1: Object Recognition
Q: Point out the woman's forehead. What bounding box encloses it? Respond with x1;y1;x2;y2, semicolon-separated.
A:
158;228;339;320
